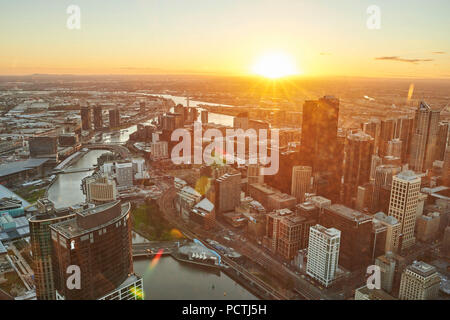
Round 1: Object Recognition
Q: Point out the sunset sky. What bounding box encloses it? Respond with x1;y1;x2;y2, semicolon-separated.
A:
1;0;449;78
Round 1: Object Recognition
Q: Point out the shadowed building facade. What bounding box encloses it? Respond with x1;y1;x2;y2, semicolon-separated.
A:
300;96;343;203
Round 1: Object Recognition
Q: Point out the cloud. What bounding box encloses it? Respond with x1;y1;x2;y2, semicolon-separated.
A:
374;56;434;64
432;51;446;55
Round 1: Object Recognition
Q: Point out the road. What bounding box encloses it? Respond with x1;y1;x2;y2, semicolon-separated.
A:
157;187;292;300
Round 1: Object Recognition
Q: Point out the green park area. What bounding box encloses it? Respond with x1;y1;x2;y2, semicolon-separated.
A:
131;201;184;241
14;186;46;204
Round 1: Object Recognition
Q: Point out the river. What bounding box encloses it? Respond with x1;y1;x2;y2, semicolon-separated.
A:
46;146;257;300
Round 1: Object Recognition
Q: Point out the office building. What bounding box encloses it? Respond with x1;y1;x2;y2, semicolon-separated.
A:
444;148;450;186
373;212;401;253
190;198;215;230
354;285;397;300
398;261;440;300
51;201;138;300
300;96;342;203
387;138;402;158
371;165;401;213
102;161;134;189
234;112;249;130
291;166;312;203
151;141;169;160
319;204;373;271
265;208;312;260
375;252;396;293
201;110;209;124
248;183;296;213
343;131;374;208
436;122;449;161
409;101;440;172
388;171;421;250
177;186;202;221
416;212;440;242
306;224;340;287
215;171;241;214
379;119;395;157
247;164;264;187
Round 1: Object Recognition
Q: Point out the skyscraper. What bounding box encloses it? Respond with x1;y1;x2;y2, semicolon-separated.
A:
306;224;340;287
379;119;395;158
342;131;374;208
300;96;342;202
388;171;421;250
409;101;440;172
109;108;120;128
371;165;401;213
436;121;449;161
80;106;92;131
399;261;440;300
375;252;396;293
51;201;140;300
444;148;450;186
373;212;401;253
291;166;312;203
93;105;103;130
29;199;75;300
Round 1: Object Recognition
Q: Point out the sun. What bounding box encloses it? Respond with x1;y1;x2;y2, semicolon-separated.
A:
251;52;300;79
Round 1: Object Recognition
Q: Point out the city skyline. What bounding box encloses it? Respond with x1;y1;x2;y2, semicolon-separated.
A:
1;0;450;78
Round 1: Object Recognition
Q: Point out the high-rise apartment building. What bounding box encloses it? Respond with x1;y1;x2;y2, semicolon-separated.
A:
109;108;120;128
80;106;92;131
291;166;312;203
388;171;421;250
51;201;140;300
409;101;440;172
343;131;374;208
306;224;340;287
93;105;103;130
398;261;440;300
29;199;75;300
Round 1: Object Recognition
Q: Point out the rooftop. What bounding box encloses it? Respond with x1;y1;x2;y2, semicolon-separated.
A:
0;158;49;178
408;261;437;277
327;204;372;223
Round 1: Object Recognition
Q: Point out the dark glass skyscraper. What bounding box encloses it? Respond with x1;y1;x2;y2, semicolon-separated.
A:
300;96;342;202
50;200;134;300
